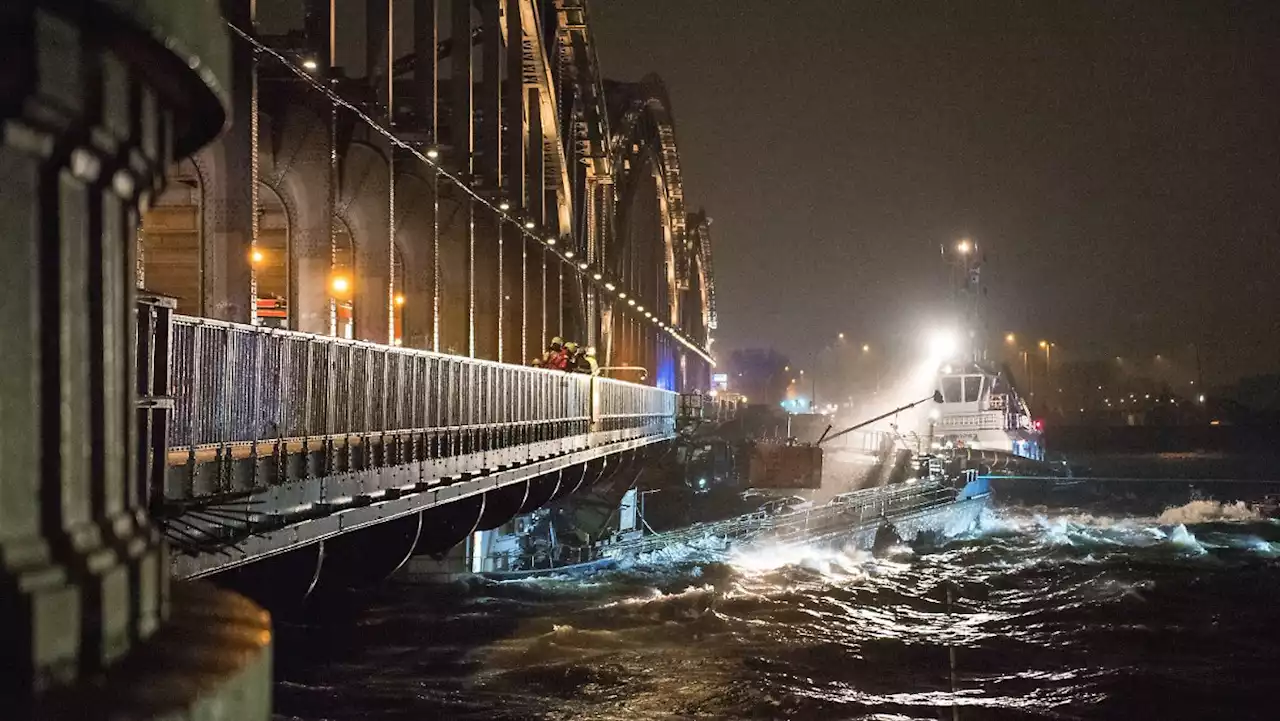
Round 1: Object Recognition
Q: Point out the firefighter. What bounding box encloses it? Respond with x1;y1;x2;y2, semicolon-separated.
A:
533;337;564;368
575;345;599;375
558;342;579;371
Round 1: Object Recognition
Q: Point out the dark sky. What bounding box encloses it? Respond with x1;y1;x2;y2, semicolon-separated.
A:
590;1;1280;384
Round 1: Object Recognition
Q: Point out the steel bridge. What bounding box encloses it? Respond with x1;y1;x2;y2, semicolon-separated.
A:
127;0;721;586
0;0;731;713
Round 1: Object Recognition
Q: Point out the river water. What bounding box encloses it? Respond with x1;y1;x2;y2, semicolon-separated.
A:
274;484;1280;720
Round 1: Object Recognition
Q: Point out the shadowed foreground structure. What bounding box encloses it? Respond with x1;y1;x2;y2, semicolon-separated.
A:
1;0;270;718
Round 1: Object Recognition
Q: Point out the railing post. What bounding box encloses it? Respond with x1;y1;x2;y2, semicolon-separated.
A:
135;295;177;514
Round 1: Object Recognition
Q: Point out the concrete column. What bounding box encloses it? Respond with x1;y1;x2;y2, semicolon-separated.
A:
412;0;440;350
346;144;393;344
1;1;269;716
526;86;546;351
395;173;436;349
198;121;254;322
471;1;502;361
502;0;526;362
199;0;254;323
477;1;502;189
451;0;475;356
274;105;335;335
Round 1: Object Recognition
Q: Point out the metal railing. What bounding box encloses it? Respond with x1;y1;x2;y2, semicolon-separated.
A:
160;314;675;460
600;481;960;560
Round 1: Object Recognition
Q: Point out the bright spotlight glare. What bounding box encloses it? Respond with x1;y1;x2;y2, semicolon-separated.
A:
927;328;960;359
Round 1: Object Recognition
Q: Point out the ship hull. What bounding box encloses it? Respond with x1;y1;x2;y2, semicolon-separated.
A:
603;481;991;562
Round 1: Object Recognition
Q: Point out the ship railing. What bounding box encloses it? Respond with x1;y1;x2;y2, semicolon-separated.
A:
600;482;960;560
768;483;959;542
936;411;1016;432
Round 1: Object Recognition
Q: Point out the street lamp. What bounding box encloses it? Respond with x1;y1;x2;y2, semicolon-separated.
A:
1005;333;1016;345
1039;340;1053;386
838;332;845;340
957;238;972;254
861;343;870;353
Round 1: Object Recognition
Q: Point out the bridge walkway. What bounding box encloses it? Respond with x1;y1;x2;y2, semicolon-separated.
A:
136;298;678;579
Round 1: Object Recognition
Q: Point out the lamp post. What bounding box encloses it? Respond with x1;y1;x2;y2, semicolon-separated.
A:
1039;340;1053;385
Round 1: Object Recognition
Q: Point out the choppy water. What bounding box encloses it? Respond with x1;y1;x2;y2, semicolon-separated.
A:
275;493;1280;721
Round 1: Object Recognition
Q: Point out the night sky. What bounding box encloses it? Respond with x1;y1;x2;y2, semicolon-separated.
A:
591;1;1280;384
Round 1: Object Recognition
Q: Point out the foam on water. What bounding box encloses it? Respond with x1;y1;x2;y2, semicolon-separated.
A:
1157;499;1266;524
276;494;1280;721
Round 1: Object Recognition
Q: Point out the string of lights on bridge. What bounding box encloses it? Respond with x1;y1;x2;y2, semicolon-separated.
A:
229;23;714;365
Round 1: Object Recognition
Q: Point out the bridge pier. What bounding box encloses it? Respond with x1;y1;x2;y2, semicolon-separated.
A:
0;1;270;717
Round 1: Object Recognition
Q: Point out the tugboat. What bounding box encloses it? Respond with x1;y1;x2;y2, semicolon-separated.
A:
928;237;1045;462
931;361;1044;461
473;394;995;578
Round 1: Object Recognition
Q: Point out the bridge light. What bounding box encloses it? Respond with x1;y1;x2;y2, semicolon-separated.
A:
957;238;972;254
604;283;615;291
618;292;627;298
645;312;653;318
564;250;575;258
545;237;556;246
524;220;536;229
394;294;406;306
592;273;603;280
302;58;319;71
578;261;589;270
636;305;645;312
627;299;636;306
425;147;440;160
498;200;511;211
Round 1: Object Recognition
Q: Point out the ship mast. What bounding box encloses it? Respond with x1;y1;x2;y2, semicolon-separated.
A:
944;237;985;364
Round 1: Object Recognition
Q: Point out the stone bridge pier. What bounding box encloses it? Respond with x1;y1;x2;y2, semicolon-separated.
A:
1;1;269;718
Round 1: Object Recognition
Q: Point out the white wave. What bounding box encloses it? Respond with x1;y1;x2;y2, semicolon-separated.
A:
1156;500;1264;525
728;540;873;579
595;584;715;609
1165;524;1207;555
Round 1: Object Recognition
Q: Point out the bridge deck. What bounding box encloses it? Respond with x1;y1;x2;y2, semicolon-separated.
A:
137;301;678;578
